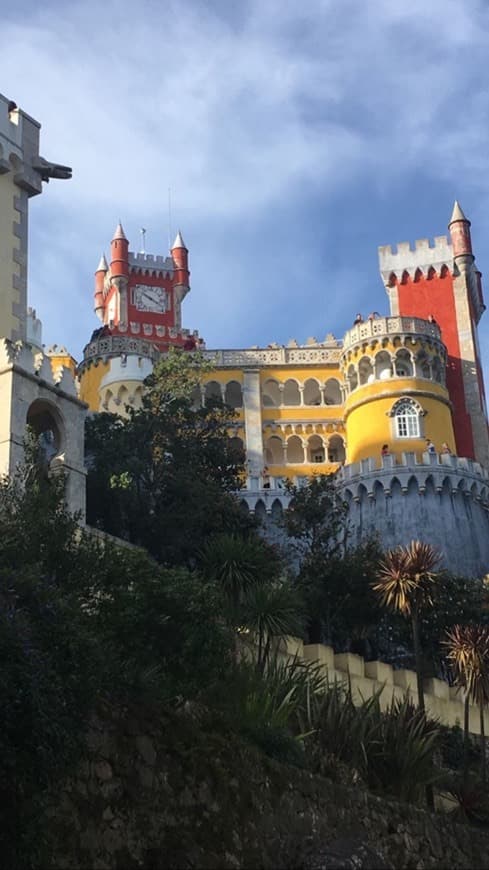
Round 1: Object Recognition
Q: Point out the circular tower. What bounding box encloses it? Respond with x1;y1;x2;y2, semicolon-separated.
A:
341;315;455;462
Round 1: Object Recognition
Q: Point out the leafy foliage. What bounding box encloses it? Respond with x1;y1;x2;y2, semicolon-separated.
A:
304;682;440;803
86;348;252;565
373;540;441;616
0;453;235;868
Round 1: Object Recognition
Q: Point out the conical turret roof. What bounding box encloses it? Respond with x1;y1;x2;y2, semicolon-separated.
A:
171;229;187;250
112;221;127;241
450;200;469;224
96;253;108;272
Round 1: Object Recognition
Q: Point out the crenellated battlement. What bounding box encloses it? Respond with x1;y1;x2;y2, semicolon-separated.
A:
339;451;489;501
0;338;80;399
128;252;174;272
277;637;487;736
378;236;453;284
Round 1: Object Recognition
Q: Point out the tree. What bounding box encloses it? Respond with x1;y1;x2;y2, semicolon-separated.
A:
0;447;237;868
200;532;305;672
444;624;489;785
304;538;384;653
283;474;349;643
85;349;253;565
372;540;442;714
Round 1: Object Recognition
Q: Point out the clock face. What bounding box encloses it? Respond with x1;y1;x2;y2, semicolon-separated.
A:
134;284;168;313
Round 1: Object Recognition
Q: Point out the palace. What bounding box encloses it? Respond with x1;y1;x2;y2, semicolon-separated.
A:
2;93;489;575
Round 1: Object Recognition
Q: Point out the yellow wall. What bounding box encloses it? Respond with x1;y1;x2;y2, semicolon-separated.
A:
344;379;455;462
78;361;110;411
48;353;77;378
260;365;342;383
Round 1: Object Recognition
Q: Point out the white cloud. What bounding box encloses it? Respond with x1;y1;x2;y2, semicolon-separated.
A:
2;0;489;358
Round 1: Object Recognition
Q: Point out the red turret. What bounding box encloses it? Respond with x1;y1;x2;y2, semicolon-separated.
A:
110;222;129;278
448;201;473;260
94;253;108;321
171;230;190;288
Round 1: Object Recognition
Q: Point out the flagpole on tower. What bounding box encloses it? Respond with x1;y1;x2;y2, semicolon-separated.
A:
168;187;172;251
140;227;146;254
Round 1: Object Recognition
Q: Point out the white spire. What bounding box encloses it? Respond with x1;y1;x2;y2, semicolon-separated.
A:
96;253;108;272
112;221;127;241
450;200;468;224
171;229;187;250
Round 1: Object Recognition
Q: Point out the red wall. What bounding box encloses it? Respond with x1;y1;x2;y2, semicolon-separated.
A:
396;273;475;459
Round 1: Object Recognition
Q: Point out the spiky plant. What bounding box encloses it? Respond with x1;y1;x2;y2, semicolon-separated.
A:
444;624;489;784
199;533;279;613
373;540;441;714
240;581;306;673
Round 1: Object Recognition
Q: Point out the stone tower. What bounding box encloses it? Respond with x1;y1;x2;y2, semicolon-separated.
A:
379;204;489;466
0;94;87;517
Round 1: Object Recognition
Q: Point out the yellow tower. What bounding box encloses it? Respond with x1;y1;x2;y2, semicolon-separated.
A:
341;315;456;463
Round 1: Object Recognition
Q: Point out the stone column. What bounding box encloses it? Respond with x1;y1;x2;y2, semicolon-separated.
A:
243;369;264;480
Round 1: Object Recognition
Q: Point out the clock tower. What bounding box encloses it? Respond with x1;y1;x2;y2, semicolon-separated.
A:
94;223;194;351
78;224;201;412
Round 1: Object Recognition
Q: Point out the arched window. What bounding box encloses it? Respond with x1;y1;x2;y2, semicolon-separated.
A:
416;353;431;380
307;434;325;463
347;365;358;392
432;356;443;384
283;379;301;406
394;349;413;378
134;386;144;409
390;398;423;439
225;380;243;408
324;378;342;405
286;435;304;463
328;435;346;463
262;379;281;407
228;436;245;463
265;436;284;465
375;350;392;381
204;380;222;403
117;385;129;407
26;399;64;466
358;356;374;386
304;378;321;406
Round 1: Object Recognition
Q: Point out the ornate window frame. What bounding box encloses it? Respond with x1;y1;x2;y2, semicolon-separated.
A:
388;397;425;439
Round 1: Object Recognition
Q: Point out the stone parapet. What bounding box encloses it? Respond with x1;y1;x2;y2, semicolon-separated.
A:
202;344;342;368
342;315;442;354
339;450;489;502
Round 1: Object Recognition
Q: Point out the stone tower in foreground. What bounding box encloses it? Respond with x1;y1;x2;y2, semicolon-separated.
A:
0;94;87;517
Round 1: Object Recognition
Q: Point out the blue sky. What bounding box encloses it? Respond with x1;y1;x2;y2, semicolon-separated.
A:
3;0;489;371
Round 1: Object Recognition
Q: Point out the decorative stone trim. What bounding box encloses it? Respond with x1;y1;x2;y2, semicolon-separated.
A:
202;346;342;368
342;316;442;354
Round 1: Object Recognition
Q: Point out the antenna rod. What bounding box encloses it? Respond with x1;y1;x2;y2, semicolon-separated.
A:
140;227;146;254
168;187;172;251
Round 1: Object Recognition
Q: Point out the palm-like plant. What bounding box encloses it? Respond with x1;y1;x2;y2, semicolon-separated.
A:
373;540;441;714
199;533;304;672
241;581;306;673
444;624;489;784
199;533;277;612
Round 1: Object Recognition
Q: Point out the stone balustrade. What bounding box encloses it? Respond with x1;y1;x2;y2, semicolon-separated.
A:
201;345;342;368
342;315;442;353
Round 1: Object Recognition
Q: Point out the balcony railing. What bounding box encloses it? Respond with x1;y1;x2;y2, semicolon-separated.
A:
342;316;442;353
